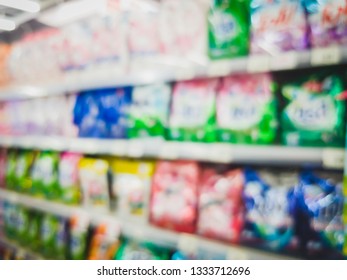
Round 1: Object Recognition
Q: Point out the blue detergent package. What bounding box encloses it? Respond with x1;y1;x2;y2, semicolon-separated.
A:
98;87;132;139
242;168;297;252
73;91;108;138
295;171;344;258
73;88;132;139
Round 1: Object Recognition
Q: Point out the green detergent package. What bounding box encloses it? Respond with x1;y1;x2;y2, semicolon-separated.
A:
168;79;218;142
40;214;59;258
69;215;89;260
115;238;170;260
3;202;18;239
14;150;35;193
128;84;171;139
31;151;60;199
208;0;250;59
216;73;277;144
27;210;42;251
5;150;17;190
16;206;30;245
281;73;346;147
55;217;68;259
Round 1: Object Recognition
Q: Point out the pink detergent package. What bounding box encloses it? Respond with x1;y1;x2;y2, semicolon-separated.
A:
250;0;308;54
150;161;200;233
59;152;82;205
63;94;79;138
304;0;347;47
197;168;244;243
159;0;209;66
128;0;164;73
88;14;128;75
61;21;94;71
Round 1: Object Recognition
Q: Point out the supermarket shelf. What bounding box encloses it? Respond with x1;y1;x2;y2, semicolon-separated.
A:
0;236;44;260
0;46;346;101
0;136;344;168
0;189;296;260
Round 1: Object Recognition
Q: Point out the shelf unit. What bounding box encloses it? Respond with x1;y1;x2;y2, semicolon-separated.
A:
0;136;344;168
0;46;346;101
0;189;296;260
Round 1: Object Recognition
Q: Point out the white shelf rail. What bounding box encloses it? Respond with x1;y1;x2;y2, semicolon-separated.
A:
0;136;344;168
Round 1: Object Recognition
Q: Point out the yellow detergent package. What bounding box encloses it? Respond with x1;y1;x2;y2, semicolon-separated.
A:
78;157;110;211
111;159;155;218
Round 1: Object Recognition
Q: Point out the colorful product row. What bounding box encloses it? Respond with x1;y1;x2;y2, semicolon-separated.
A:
0;0;345;85
0;71;346;147
0;203;223;260
0;148;344;258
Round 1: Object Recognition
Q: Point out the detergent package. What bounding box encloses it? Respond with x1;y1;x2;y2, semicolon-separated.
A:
250;0;308;54
159;0;209;66
59;152;82;205
26;210;42;251
304;0;347;47
197;168;244;243
128;0;164;73
168;79;218;142
78;158;110;211
216;73;277;144
0;149;7;187
111;159;155;218
73;91;108;138
242;169;297;252
14;150;35;193
69;215;89;260
31;151;60;199
281;72;346;147
5;150;17;190
208;0;250;59
150;161;199;233
3;202;18;239
15;206;31;246
98;87;132;139
88;223;120;260
295;171;344;258
40;214;59;258
127;84;171;139
115;238;170;260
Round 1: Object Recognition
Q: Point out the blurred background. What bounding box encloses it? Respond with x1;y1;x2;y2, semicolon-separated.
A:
0;0;346;260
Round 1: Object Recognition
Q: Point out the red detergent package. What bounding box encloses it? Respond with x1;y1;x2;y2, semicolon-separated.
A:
150;161;200;233
197;168;244;243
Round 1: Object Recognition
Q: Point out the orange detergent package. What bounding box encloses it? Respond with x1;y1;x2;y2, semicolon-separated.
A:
150;161;200;233
88;223;120;260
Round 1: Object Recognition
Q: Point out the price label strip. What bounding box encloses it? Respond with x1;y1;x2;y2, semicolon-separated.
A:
311;46;341;66
270;51;298;70
247;55;270;73
322;148;345;169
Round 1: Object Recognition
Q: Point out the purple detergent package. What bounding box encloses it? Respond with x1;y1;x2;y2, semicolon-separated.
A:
304;0;347;47
251;0;308;54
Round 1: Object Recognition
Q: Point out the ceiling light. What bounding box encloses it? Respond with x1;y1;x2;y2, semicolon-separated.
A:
0;0;40;13
0;17;15;31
